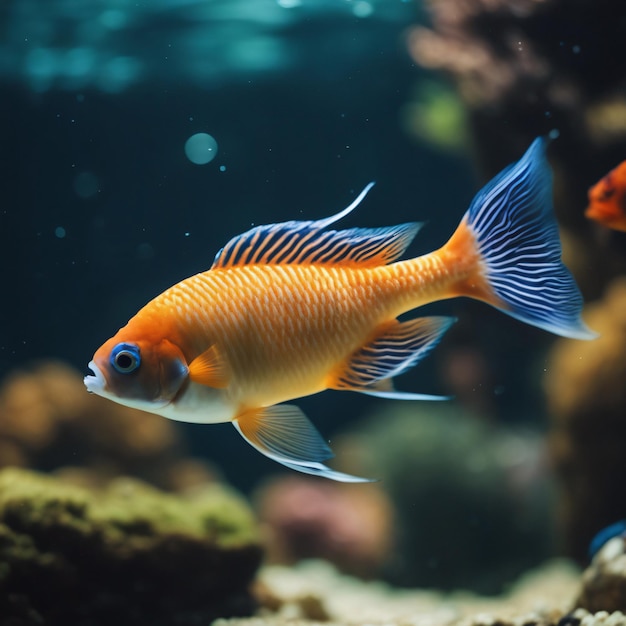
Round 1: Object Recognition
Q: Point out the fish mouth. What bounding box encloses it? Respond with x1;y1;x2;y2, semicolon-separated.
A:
84;361;106;394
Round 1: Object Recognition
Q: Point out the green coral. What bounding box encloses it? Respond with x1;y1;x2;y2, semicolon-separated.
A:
0;468;263;625
349;404;555;593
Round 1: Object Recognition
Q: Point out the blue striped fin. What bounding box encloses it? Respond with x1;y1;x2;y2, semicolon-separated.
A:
332;316;455;391
466;137;596;340
211;183;422;269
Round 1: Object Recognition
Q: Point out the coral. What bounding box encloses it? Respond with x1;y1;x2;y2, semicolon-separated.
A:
0;361;216;489
409;0;626;154
545;279;626;562
0;467;262;625
333;404;554;593
254;476;393;579
410;0;558;112
576;536;626;614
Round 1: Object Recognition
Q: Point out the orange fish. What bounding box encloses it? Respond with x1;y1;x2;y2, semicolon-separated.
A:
585;160;626;232
85;138;595;482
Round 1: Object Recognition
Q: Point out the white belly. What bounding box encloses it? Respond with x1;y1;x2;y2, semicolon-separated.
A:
154;381;236;424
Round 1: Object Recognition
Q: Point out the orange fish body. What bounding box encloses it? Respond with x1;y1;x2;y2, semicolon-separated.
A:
585;160;626;232
86;138;595;481
103;255;461;409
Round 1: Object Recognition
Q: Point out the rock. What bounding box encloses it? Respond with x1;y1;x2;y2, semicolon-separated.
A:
576;536;626;614
562;608;626;626
0;467;263;625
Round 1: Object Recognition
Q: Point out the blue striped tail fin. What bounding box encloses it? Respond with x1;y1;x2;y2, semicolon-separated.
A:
445;137;596;340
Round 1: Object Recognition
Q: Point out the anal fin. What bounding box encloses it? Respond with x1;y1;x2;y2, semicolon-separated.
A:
329;316;455;396
233;405;374;483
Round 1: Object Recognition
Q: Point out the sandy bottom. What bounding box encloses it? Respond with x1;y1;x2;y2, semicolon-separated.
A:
215;559;626;626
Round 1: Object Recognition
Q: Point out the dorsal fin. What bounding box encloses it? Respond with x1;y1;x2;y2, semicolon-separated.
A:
211;183;422;270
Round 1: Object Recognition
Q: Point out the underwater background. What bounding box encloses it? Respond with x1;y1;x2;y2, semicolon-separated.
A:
2;0;626;624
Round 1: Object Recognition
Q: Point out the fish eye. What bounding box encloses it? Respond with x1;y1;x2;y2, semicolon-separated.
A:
110;343;141;374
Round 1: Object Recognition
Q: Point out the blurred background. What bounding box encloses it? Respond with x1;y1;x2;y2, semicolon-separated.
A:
2;0;626;597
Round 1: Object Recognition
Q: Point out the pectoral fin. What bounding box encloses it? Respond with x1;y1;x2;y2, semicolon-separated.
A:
233;405;374;483
329;316;455;397
188;345;229;388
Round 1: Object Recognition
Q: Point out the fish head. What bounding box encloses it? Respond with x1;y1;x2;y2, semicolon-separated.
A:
586;165;626;230
84;335;189;411
589;170;617;204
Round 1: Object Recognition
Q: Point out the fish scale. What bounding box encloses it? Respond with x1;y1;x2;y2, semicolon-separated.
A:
207;265;386;393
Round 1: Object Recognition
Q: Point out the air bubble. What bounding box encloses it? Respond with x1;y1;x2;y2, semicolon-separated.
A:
184;133;218;165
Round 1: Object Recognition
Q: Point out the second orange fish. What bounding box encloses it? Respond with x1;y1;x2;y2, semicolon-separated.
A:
585;160;626;232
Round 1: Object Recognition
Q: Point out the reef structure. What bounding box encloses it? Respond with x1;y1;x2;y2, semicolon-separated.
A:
0;467;263;625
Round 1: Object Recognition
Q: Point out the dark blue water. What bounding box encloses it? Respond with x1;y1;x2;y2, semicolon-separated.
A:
1;0;554;495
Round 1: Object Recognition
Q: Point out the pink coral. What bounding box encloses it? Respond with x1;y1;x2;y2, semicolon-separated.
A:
255;476;393;579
